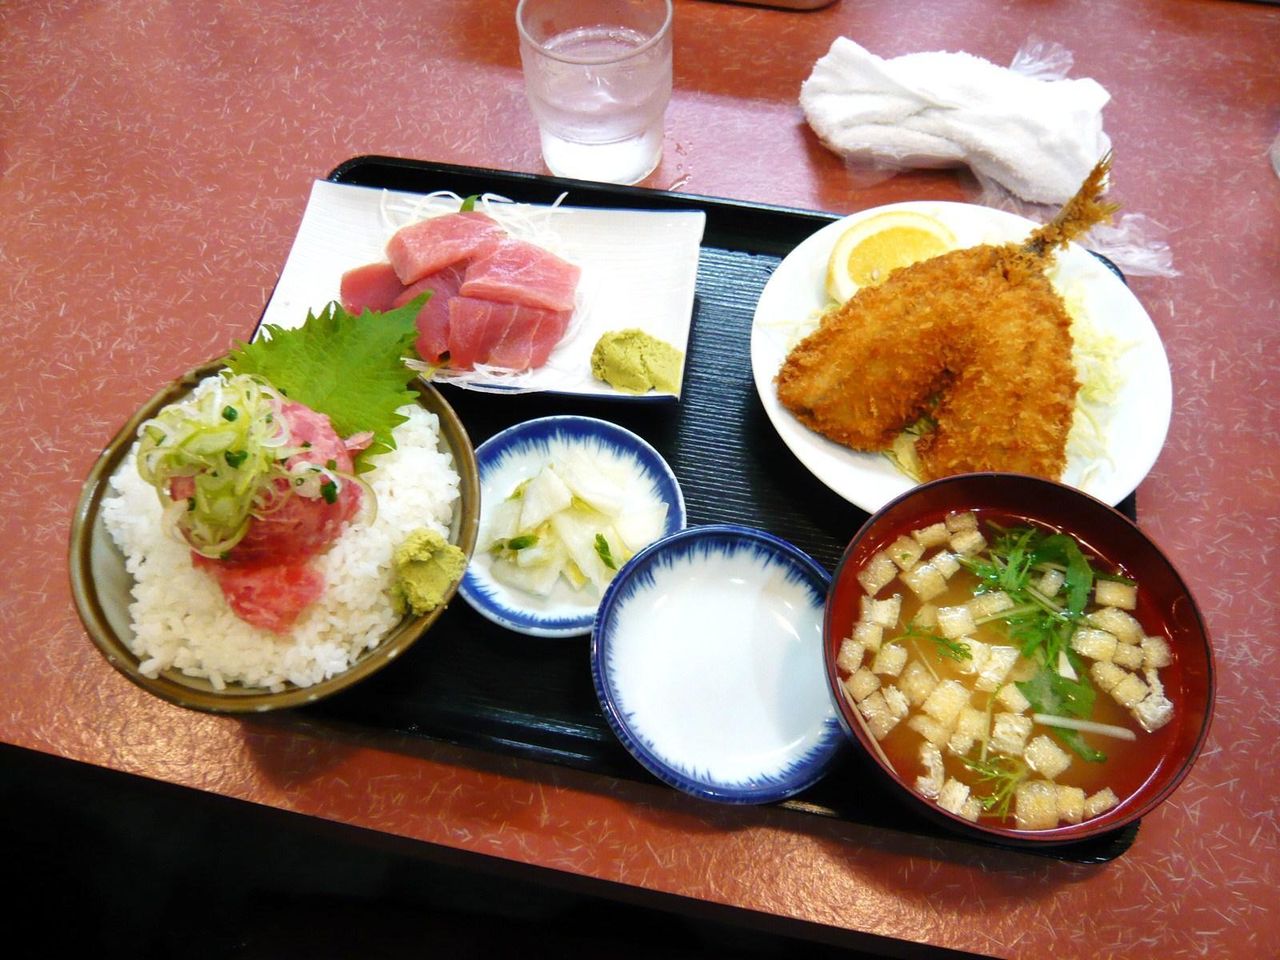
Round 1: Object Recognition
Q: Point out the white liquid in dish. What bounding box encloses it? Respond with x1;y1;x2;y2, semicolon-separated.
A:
605;550;829;783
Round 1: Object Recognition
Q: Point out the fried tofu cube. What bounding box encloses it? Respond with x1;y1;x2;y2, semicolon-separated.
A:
857;551;898;596
995;682;1031;714
1110;671;1150;710
899;660;938;706
931;550;961;578
1087;607;1143;644
1090;660;1127;694
887;535;925;572
937;777;972;816
907;713;951;747
936;604;975;639
852;621;884;654
959;797;983;822
914;603;939;628
1056;785;1086;825
1141;635;1173;669
861;594;902;628
1133;692;1174;732
857;690;902;740
1071;627;1118;662
975;646;1020;692
844;667;880;703
949;528;987;556
912;522;950;548
955;638;990;675
1024;735;1072;780
1094;580;1138;610
968;591;1013;620
947;706;989;757
915;741;945;799
872;643;909;677
836;638;865;674
990;712;1033;757
1037;567;1066;598
1143;666;1165;699
901;561;947;600
945;510;978;532
882;684;909;720
1009;656;1039;683
1111;641;1144;671
1014;780;1060;830
921;679;970;727
1084;787;1119;819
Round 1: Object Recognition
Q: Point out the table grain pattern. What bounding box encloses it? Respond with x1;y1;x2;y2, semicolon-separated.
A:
2;1;1277;957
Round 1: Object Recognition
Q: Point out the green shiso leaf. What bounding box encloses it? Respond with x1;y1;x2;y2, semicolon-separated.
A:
226;298;424;471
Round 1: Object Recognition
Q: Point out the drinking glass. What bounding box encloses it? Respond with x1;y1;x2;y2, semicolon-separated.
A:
517;0;673;185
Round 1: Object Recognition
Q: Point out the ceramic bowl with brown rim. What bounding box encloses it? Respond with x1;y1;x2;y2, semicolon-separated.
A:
69;359;479;713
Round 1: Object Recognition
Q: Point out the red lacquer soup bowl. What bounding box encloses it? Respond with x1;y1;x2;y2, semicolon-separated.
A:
824;473;1214;846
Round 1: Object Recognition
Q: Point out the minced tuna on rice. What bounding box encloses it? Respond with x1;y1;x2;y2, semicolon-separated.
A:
102;397;460;691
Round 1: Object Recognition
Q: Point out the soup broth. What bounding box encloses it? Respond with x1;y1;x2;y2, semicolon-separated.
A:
835;509;1178;830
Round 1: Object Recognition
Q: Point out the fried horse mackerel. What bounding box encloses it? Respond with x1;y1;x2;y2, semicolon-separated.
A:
776;157;1117;481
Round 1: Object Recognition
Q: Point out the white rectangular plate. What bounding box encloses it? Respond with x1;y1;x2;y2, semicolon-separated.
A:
260;180;706;399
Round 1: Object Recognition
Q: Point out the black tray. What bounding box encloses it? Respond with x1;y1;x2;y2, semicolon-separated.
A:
304;156;1138;864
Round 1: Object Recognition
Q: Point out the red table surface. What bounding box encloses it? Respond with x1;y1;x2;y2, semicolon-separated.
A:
3;1;1278;957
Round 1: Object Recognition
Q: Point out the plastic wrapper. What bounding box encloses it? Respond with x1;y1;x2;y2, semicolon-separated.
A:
802;38;1177;277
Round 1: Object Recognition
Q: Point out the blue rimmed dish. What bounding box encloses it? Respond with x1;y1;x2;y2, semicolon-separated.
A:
460;416;685;638
591;524;843;803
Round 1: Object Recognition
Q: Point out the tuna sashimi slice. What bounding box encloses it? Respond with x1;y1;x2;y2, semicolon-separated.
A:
528;308;572;368
340;261;406;315
486;310;538;370
193;555;326;634
446;297;520;370
447;299;570;371
460;239;581;313
394;264;466;363
386;211;507;285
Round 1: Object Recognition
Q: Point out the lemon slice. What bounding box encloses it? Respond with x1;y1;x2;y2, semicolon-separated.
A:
825;210;958;302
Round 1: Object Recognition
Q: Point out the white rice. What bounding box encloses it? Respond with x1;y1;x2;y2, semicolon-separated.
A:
102;389;461;691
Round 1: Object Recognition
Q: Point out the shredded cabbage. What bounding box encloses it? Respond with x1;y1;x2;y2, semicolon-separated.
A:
1061;284;1135;476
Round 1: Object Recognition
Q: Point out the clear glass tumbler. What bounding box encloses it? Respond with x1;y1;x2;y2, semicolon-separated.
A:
517;0;673;185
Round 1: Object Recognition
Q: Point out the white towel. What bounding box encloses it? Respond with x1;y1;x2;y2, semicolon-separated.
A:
800;38;1111;205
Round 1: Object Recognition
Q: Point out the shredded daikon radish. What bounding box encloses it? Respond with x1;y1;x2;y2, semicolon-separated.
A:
1032;713;1137;741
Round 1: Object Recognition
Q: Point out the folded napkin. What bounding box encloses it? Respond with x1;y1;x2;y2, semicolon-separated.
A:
800;38;1111;204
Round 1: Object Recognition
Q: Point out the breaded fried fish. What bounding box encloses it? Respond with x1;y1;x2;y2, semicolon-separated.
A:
775;156;1117;481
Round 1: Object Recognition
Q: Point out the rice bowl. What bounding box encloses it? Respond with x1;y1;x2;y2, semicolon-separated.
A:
70;360;480;712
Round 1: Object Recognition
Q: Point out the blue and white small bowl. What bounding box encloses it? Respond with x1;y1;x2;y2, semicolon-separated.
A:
460;416;685;638
591;525;843;804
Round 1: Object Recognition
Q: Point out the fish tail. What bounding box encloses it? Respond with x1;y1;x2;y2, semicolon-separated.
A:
1025;153;1120;256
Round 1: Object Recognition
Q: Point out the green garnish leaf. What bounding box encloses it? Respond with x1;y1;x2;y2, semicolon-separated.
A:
1016;667;1107;763
226;299;424;471
900;620;971;661
459;194;480;212
1029;533;1094;616
959;755;1028;820
594;533;617;571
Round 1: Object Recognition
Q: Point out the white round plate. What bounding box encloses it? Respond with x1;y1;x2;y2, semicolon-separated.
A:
459;416;685;638
591;525;843;804
749;201;1172;514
